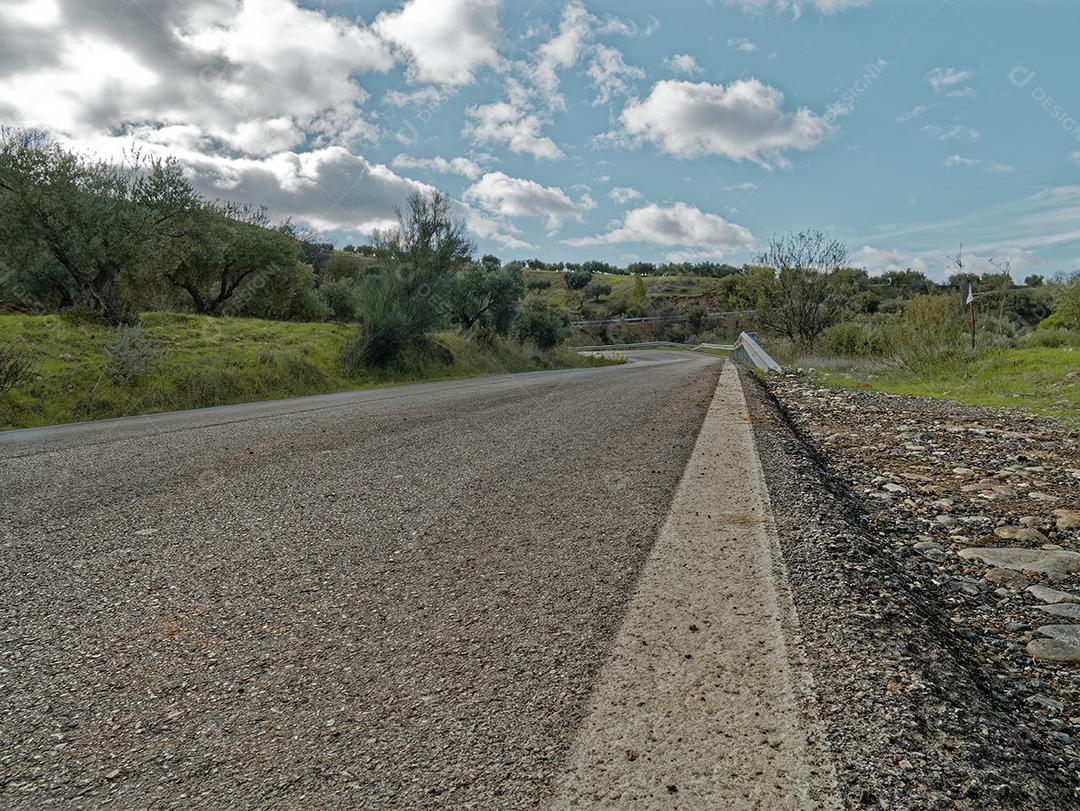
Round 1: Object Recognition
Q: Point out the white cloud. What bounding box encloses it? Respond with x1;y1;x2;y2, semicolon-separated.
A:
391;154;486;179
463;171;593;230
565;202;754;256
727;38;758;52
534;0;594;107
0;0;394;155
462;207;534;250
851;246;929;274
609;186;643;204
383;87;448;108
944;155;1015;173
373;0;500;87
897;104;935;123
1070;151;1080;164
925;67;974;96
664;54;703;75
616;79;832;167
587;44;645;106
726;0;869;19
922;124;980;141
463;102;565;160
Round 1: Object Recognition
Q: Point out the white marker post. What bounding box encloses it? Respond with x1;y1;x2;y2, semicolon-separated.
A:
966;283;976;350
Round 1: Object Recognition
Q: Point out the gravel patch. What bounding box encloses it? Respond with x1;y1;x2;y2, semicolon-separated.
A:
0;355;721;809
744;370;1078;809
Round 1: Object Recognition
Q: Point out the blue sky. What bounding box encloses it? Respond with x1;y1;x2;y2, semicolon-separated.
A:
2;0;1079;277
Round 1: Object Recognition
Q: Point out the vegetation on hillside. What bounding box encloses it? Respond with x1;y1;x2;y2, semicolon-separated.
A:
1;128;1077;424
0;313;611;430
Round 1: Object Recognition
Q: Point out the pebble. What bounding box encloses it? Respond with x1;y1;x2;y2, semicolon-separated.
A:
1035;603;1080;621
958;547;1080;575
993;526;1049;544
1026;585;1080;604
984;568;1031;589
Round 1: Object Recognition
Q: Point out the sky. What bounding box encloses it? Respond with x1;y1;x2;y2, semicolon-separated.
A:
1;0;1079;279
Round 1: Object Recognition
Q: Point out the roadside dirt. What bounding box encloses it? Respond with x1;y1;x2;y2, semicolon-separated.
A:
746;371;1078;809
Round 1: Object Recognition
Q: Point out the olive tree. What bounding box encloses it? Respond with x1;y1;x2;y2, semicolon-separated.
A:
0;129;199;323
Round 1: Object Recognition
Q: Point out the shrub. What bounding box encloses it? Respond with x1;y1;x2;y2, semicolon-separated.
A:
527;278;551;291
817;320;893;357
317;278;360;322
105;324;160;384
0;342;35;394
512;299;571;350
1018;327;1080;348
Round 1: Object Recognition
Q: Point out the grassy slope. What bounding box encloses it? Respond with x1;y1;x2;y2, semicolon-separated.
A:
0;312;612;430
816;347;1080;421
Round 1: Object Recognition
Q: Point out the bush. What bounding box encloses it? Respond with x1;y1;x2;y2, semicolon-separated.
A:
105;324;161;383
1018;327;1080;348
527;278;551;291
0;342;34;394
317;278;360;322
511;299;571;350
817;320;894;357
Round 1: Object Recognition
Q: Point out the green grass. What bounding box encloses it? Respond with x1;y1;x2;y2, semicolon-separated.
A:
814;346;1080;422
0;312;615;430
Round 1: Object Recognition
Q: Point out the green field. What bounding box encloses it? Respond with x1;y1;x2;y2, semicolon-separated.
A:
0;313;613;430
816;347;1080;421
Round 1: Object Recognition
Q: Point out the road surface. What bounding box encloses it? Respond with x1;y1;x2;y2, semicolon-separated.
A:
1;351;835;808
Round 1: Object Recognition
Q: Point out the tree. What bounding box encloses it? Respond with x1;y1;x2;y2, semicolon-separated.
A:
584;281;612;301
0;129;199;323
512;298;571;349
755;230;854;347
565;268;593;290
345;190;474;368
449;260;525;333
1025;274;1045;287
1058;274;1080;330
163;204;301;316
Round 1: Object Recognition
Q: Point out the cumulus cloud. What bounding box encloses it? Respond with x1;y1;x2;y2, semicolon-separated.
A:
0;0;394;155
463;171;593;230
664;54;703;75
463;102;565;160
727;38;758;52
565;202;754;257
616;79;832;167
391;154;486;179
609;186;644;204
374;0;500;87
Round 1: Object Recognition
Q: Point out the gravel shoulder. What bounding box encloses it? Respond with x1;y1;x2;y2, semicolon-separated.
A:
0;352;721;809
745;370;1078;809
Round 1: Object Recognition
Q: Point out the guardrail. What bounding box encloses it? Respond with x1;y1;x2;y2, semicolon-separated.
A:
573;333;781;372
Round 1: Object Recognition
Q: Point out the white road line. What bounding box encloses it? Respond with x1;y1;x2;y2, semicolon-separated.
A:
551;361;840;809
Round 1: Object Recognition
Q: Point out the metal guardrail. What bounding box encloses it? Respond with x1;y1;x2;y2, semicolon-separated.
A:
573;333;781;372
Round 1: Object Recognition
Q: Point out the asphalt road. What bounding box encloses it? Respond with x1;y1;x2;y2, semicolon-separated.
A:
0;351;723;809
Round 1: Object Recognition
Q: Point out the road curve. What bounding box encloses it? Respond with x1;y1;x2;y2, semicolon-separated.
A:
1;351;724;808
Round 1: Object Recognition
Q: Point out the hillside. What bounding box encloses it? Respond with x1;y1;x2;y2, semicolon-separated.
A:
0;313;612;430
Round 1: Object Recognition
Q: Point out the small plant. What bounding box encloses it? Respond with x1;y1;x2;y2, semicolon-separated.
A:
105;324;161;384
0;343;35;395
